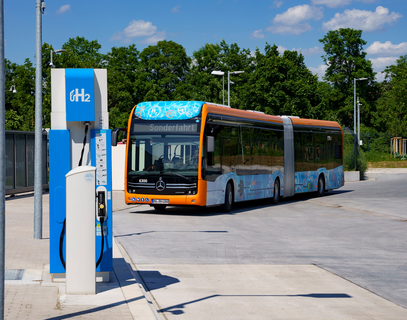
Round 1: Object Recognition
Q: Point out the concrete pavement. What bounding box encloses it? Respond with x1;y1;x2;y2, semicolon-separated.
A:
3;168;407;319
4;191;157;319
113;169;407;319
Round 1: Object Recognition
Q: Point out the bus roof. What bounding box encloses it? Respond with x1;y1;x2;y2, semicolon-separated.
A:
133;101;341;129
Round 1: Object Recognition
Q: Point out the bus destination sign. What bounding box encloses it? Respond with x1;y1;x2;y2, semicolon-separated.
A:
133;123;200;133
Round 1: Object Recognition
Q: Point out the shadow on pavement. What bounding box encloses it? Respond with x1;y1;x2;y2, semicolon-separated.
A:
159;293;352;315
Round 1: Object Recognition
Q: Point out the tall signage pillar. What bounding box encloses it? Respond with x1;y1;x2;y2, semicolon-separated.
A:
49;69;112;281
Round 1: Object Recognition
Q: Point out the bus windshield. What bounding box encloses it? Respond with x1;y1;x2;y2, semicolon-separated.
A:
127;133;200;178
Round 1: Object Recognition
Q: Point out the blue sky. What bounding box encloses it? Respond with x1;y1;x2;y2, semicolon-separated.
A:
4;0;407;81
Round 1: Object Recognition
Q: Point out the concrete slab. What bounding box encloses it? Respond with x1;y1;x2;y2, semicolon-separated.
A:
344;171;360;182
136;264;407;320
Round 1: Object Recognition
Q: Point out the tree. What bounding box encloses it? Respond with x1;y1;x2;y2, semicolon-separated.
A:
138;40;190;101
104;45;140;128
319;28;376;128
60;36;104;68
7;59;36;130
240;44;322;118
182;43;224;103
375;55;407;136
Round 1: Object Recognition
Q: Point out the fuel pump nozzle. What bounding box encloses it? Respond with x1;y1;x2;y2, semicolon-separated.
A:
97;191;106;220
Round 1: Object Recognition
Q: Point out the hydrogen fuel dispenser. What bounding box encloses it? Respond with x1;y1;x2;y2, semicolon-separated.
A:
49;69;112;281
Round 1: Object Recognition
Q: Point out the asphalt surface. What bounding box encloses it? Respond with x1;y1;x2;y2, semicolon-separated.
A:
113;173;407;318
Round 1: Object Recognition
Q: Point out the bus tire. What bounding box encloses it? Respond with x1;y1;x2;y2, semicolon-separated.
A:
272;179;280;204
221;182;233;213
317;175;325;197
153;204;167;211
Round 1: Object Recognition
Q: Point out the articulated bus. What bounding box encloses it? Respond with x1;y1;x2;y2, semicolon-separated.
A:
112;101;344;212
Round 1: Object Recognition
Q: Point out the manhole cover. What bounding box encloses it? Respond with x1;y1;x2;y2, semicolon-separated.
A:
5;269;24;280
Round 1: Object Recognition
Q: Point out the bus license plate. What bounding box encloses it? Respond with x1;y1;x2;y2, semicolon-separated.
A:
152;199;169;204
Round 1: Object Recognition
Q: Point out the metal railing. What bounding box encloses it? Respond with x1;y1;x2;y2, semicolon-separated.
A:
5;131;48;195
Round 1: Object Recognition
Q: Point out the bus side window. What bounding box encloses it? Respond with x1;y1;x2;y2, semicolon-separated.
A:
205;130;222;181
333;133;343;167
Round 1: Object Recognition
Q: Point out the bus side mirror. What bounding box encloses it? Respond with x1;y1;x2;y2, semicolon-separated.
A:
207;136;215;153
112;127;126;146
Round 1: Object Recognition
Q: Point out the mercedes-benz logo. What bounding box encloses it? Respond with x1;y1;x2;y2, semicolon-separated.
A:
156;178;165;191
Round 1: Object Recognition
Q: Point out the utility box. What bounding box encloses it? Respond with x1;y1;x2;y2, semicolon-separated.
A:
65;166;96;295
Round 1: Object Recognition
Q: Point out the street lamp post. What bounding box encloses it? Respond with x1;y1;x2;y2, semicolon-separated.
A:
34;0;45;239
353;77;367;170
49;49;66;68
1;0;5;317
228;71;244;106
211;70;225;105
357;98;362;149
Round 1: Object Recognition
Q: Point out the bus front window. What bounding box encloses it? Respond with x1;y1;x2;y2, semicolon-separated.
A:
128;134;200;177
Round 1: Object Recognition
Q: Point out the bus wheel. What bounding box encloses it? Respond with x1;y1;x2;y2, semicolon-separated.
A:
221;182;233;213
272;179;280;204
317;175;325;197
153;205;167;211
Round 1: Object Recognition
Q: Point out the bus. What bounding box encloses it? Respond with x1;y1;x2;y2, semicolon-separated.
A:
112;101;344;212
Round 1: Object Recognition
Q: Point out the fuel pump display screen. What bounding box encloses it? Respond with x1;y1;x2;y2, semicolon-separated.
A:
95;132;107;185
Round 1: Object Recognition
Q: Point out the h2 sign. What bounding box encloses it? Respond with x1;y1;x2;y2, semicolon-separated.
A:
70;88;91;103
66;69;95;122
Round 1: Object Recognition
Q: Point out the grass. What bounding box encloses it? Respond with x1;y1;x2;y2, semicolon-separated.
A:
365;151;407;168
368;161;407;168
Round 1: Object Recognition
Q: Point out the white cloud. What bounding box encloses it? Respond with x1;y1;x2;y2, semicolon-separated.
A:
311;0;351;8
369;57;398;81
56;4;70;14
111;20;165;44
267;5;323;35
309;64;328;80
277;45;287;55
251;29;265;39
171;5;181;13
322;6;402;32
366;41;407;56
267;24;312;35
272;0;284;8
123;20;156;38
369;56;397;70
140;31;167;44
273;5;323;25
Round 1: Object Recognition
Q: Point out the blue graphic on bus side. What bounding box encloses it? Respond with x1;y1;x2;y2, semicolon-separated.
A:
206;166;343;206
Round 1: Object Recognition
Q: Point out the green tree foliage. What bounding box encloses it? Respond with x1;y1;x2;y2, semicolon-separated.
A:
60;36;104;68
5;34;399;141
138;40;190;101
240;44;322;118
375;55;407;136
104;45;140;128
319;28;376;128
5;59;36;131
183;43;224;103
185;40;253;104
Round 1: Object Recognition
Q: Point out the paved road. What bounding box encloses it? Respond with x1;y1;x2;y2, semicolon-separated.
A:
113;174;407;319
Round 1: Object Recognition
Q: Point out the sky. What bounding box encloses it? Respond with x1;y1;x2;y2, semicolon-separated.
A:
4;0;407;82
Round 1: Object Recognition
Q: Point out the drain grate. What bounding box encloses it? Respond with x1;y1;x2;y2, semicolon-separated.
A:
5;269;25;280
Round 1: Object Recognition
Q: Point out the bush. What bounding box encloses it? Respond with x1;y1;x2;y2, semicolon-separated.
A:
343;131;368;178
344;147;367;178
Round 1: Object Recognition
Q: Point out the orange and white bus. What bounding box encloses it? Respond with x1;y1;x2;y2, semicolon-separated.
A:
112;101;344;212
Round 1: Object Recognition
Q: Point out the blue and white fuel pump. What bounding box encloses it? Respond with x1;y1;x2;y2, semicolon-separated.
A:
49;69;112;282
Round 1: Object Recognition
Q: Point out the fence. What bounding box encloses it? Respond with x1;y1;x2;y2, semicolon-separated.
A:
359;132;392;153
390;137;407;158
5;131;48;195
